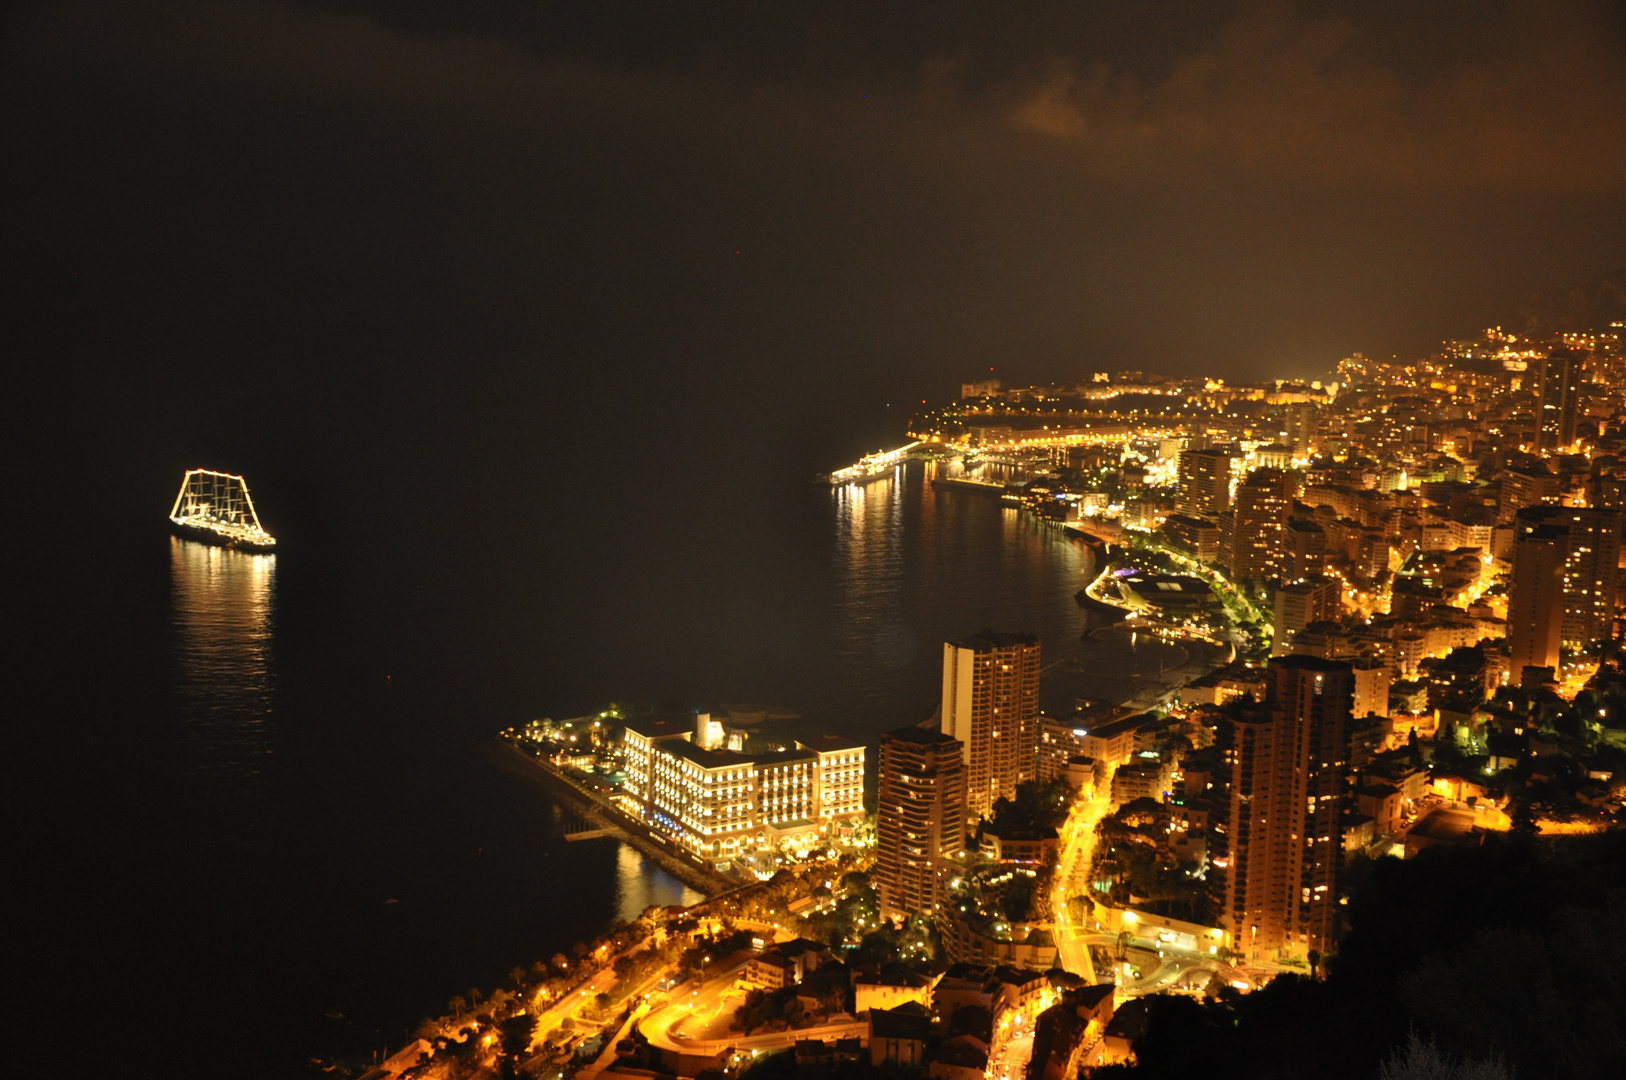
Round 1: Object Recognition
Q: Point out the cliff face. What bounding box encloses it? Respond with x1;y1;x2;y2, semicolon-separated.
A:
1514;269;1626;334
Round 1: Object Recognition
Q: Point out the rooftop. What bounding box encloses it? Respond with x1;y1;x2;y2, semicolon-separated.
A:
1271;654;1353;673
798;734;868;753
884;723;960;746
1409;807;1483;844
663;739;816;770
621;714;696;739
870;1002;934;1042
951;631;1039;651
1076;712;1157;739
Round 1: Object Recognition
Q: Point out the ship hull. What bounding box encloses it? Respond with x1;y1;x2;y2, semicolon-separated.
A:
839;465;900;486
170;520;277;553
825;461;906;486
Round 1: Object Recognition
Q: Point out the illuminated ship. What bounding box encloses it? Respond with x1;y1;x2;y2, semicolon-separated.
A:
819;441;921;485
168;469;277;552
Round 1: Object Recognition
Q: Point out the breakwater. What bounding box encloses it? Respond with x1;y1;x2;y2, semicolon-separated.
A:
930;476;1006;495
487;739;735;896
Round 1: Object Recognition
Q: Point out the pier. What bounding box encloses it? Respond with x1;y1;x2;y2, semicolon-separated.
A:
930;475;1006;494
562;823;613;842
487;739;735;894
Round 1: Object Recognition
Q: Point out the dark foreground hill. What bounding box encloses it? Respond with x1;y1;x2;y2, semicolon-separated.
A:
1101;830;1625;1080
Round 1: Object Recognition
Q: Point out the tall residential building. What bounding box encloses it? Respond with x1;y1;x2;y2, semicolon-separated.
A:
875;725;968;918
620;713;866;861
941;632;1042;822
1511;506;1623;654
1536;348;1583;450
1280;403;1318;452
1221;656;1353;962
1178;447;1234;518
1550;506;1620;646
1499;466;1558;522
1222;468;1295;583
1163;514;1222;564
1351;658;1391;721
1502;507;1619;676
1284;518;1328;578
1037;716;1100;790
1562;509;1623;646
1354;528;1391;580
1271;575;1338;656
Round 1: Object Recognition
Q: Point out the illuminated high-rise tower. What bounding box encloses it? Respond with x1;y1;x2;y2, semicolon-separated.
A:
1222;467;1294;583
941;632;1041;822
1536;347;1583;451
875;725;967;918
1221;656;1353;962
1509;506;1622;673
1179;447;1234;518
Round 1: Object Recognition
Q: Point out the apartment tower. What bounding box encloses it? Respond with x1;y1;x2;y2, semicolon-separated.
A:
1221;656;1353;962
1271;574;1338;656
1520;506;1622;648
1178;447;1234;518
1537;347;1583;451
1222;467;1295;583
1507;506;1623;676
941;632;1041;823
875;725;968;918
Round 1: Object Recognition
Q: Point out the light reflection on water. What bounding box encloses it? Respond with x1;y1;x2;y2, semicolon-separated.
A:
613;845;705;924
831;469;908;671
169;537;277;798
168;532;701;938
829;460;1204;722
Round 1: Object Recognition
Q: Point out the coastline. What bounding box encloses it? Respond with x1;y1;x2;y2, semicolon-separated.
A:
929;476;1232;711
485;739;735;897
930;475;1006;495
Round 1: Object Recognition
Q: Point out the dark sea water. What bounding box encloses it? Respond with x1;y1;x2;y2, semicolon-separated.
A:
7;49;1192;1079
14;433;1194;1080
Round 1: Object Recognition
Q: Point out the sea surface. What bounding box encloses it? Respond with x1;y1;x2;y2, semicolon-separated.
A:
14;434;1197;1079
9;70;1199;1071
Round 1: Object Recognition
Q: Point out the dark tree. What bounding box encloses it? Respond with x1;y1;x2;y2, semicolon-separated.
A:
1508;797;1539;837
497;1012;537;1073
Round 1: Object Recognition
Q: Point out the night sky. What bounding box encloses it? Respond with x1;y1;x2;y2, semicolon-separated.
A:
9;0;1625;413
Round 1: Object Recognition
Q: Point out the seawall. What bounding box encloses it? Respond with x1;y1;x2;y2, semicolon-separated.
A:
486;739;735;896
930;476;1006;494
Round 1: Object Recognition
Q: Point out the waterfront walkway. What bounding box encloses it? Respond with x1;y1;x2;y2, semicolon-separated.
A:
488;738;737;895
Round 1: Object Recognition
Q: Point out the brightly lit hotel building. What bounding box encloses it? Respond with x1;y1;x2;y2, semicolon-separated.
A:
620;712;865;864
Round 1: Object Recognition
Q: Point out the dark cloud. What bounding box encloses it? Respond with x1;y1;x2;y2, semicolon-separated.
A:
8;0;1626;387
18;0;1626;192
1001;0;1626;193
